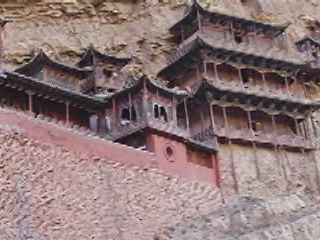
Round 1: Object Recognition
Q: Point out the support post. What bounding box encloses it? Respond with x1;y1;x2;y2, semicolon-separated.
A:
143;78;148;122
247;110;254;137
184;98;190;133
203;60;207;78
261;72;267;92
238;68;244;89
112;97;116;129
311;115;318;138
222;106;229;130
26;91;34;113
172;95;177;126
128;92;132;122
209;103;218;146
65;101;70;124
197;10;202;34
214;63;220;82
284;76;291;97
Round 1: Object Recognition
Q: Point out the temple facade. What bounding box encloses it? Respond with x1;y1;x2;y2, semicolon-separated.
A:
1;1;320;192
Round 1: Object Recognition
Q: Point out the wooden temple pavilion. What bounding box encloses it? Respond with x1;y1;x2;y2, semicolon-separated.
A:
158;0;320;157
0;2;320;186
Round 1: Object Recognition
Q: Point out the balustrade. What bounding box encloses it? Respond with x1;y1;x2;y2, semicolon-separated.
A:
214;125;316;149
207;76;303;102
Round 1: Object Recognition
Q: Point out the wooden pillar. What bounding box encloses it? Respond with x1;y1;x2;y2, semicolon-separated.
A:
261;72;267;91
247;110;254;137
214;63;220;81
181;26;185;43
128;92;132;122
271;114;277;141
197;10;202;33
203;60;207;78
196;65;200;81
209;103;218;146
253;23;257;48
284;76;291;97
143;78;148;121
184;98;190;132
112;97;116;129
222;106;229;130
26;91;34;113
65;101;70;124
172;95;177;126
238;68;244;88
311;115;318;138
230;21;235;43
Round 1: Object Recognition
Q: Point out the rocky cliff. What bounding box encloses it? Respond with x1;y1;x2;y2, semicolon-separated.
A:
1;0;319;75
2;1;320;239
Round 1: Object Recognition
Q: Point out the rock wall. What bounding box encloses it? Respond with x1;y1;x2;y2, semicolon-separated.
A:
0;0;319;75
0;129;221;240
219;144;320;201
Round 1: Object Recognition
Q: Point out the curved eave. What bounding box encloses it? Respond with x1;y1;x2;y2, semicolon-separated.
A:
15;51;92;79
158;37;303;80
296;36;320;49
3;71;106;110
107;76;189;102
191;79;320;115
170;1;289;38
77;45;133;68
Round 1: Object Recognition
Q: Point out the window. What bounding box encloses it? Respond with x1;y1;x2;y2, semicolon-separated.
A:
241;69;250;84
153;104;168;122
160;106;168;122
234;34;243;43
120;105;137;125
248;120;260;135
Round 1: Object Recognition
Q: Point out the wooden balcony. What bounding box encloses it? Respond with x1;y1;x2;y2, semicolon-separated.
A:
108;115;190;141
108;119;148;141
206;77;304;102
214;125;316;150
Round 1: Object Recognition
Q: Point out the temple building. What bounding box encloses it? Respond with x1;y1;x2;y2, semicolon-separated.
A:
0;1;320;189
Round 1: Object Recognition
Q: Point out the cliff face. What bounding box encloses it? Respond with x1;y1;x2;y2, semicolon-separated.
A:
2;1;320;239
1;0;320;75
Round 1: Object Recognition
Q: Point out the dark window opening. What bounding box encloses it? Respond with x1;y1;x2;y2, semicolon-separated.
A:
153;104;168;122
160;106;168;122
234;34;243;43
312;51;318;60
131;105;137;121
241;69;250;83
121;105;137;123
154;104;159;119
121;107;130;121
107;88;116;93
103;69;113;78
251;122;258;132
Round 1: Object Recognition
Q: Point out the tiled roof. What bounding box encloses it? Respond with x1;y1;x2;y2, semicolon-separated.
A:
170;0;290;38
14;50;92;78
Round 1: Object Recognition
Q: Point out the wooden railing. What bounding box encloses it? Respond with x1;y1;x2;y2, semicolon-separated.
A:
207;78;303;101
214;125;316;150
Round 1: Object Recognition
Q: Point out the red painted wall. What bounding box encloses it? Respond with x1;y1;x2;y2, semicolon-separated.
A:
0;109;219;186
147;134;218;185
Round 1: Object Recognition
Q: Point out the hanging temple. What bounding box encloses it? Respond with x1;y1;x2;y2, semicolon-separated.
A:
1;1;320;187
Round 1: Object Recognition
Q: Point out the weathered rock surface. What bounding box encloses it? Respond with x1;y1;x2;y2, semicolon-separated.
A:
0;129;222;240
1;1;320;239
1;0;319;75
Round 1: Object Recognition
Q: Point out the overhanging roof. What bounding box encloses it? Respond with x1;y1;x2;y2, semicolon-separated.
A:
170;1;290;38
77;45;133;68
157;37;305;81
1;71;106;111
15;51;92;79
190;78;320;116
